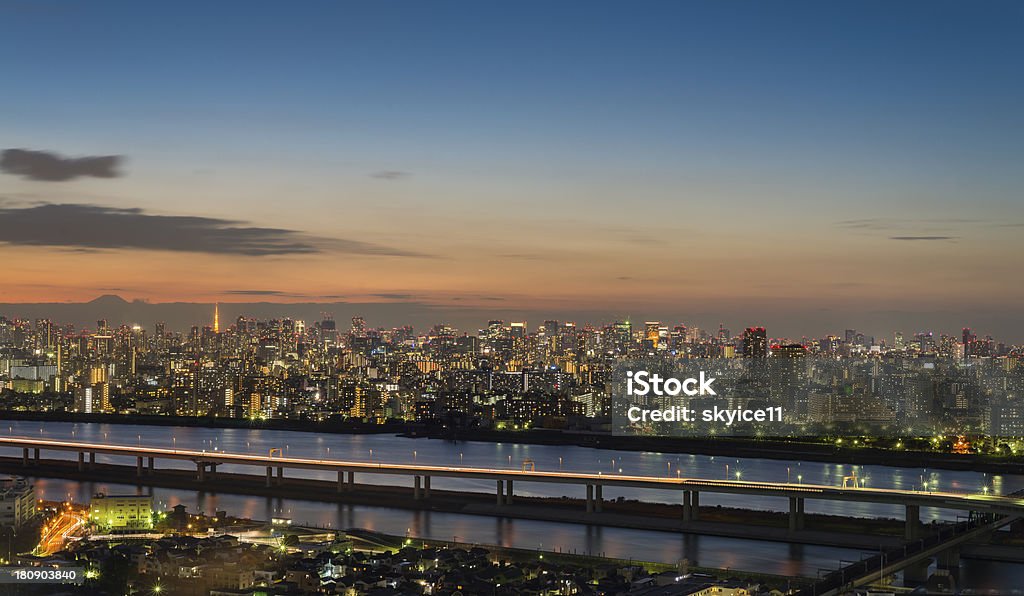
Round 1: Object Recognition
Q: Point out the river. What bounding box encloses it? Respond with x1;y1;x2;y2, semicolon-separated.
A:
2;420;1022;590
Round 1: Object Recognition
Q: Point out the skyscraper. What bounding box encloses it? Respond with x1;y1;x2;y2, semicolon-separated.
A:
743;327;767;358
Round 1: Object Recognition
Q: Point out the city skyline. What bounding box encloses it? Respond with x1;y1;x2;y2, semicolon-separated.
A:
2;2;1023;337
0;295;1019;347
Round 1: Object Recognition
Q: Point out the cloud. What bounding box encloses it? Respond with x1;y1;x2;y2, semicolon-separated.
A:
1;148;122;181
889;236;957;241
224;290;290;296
370;170;412;180
0;203;420;257
370;293;417;300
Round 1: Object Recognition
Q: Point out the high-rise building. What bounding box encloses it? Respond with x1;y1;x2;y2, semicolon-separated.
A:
743;327;768;358
644;322;661;349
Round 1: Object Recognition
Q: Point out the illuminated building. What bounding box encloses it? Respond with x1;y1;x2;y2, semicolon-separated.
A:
743;327;767;358
0;476;36;528
90;493;153;531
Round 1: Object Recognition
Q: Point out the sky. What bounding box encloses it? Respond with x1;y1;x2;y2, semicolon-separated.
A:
0;1;1022;339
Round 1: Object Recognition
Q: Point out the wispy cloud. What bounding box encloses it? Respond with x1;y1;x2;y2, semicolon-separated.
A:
889;236;957;241
1;148;122;181
0;203;421;257
370;170;412;180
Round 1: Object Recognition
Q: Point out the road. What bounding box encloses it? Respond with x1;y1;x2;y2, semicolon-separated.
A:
35;503;87;556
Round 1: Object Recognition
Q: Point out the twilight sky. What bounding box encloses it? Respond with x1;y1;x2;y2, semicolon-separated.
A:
1;1;1022;339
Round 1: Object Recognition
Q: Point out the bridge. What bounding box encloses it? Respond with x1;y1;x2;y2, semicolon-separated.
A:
3;436;1023;540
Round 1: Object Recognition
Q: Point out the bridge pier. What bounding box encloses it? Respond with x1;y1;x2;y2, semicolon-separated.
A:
496;480;504;506
196;461;206;482
788;497;805;532
33;448;39;464
904;558;931;584
414;475;422;500
586;484;594;513
594;484;602;512
337;470;345;493
348;471;355;491
691;490;699;520
78;451;85;472
505;479;512;505
147;457;154;474
276;466;283;485
682;490;692;522
905;504;920;540
22;448;28;466
937;546;961;574
136;456;143;477
89;452;95;469
424;475;431;499
266;466;273;487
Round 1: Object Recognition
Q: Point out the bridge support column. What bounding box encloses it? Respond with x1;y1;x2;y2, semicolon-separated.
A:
414;475;422;500
136;456;143;477
424;476;431;499
22;448;28;466
347;471;355;491
276;466;283;485
905;504;920;540
209;463;217;480
33;448;39;464
266;466;273;487
496;480;504;506
78;452;85;472
937;546;961;568
586;484;594;513
337;470;345;493
937;547;961;585
89;452;95;469
147;457;154;474
691;491;699;521
505;479;513;505
594;485;602;513
789;497;806;532
904;558;931;584
682;491;692;522
196;461;206;482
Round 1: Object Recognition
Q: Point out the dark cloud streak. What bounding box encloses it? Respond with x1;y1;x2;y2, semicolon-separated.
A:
0;203;419;257
1;148;122;181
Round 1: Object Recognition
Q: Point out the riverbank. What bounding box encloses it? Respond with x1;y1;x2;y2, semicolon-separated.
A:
3;410;1023;474
348;528;811;589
